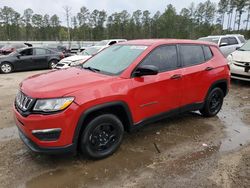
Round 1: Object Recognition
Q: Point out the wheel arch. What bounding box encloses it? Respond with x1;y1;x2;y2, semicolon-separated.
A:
73;101;133;146
206;79;229;99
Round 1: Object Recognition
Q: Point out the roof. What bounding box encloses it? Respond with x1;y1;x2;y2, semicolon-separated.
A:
121;39;218;47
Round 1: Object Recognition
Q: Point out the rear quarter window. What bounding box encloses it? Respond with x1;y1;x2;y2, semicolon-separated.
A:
203;46;213;61
180;45;205;67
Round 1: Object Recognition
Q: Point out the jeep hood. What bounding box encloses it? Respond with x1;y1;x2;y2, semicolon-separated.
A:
20;67;115;98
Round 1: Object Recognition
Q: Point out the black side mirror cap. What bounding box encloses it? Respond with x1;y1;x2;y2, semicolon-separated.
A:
134;65;159;77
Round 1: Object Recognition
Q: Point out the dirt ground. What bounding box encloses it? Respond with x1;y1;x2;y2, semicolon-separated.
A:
0;70;249;188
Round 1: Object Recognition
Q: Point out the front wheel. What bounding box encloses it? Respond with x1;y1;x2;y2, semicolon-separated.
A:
200;88;224;117
0;62;13;73
80;114;124;159
49;60;58;69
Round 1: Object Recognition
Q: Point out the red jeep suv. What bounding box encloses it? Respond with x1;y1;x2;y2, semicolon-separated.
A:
14;39;230;159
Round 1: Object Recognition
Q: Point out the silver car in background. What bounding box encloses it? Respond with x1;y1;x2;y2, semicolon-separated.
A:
198;34;245;57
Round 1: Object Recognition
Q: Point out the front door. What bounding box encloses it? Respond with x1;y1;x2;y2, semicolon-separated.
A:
15;48;33;71
130;45;182;123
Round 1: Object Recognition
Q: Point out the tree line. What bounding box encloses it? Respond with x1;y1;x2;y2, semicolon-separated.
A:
1;0;250;41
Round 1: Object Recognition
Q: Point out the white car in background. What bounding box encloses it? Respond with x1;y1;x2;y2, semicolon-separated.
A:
55;46;107;69
198;34;245;57
78;39;127;52
228;40;250;81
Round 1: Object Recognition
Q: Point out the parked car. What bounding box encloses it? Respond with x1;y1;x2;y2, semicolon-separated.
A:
95;39;127;47
198;34;245;57
69;43;81;54
78;42;95;52
14;39;230;159
43;43;71;57
56;46;107;69
0;47;64;73
228;40;250;81
0;43;32;55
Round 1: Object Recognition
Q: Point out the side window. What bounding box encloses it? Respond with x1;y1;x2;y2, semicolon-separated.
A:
109;41;117;46
203;46;213;61
228;37;238;45
180;45;205;67
34;48;47;55
220;38;229;46
20;49;33;56
140;45;178;72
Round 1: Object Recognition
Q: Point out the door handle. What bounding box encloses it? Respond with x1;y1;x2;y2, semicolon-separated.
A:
205;67;214;71
171;74;182;79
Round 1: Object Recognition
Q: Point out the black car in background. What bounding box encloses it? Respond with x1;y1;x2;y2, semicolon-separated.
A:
0;47;64;73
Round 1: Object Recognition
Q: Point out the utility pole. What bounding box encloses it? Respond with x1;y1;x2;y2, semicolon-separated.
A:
63;6;71;48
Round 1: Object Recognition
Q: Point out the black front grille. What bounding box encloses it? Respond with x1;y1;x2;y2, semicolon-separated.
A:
15;92;34;112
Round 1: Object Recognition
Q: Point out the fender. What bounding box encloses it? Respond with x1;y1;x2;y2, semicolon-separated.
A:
205;79;229;99
72;101;133;144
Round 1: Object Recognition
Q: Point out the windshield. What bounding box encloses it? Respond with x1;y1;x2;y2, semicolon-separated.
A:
238;40;250;51
95;40;109;46
81;47;102;56
198;37;219;44
82;45;148;75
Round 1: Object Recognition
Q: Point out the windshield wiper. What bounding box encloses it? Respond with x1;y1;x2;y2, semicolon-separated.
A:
83;66;100;72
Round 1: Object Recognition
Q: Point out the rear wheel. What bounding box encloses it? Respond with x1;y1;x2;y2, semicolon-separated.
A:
49;60;58;69
200;88;224;117
80;114;124;159
0;62;13;73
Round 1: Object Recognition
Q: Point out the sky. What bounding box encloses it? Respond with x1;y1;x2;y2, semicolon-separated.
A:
0;0;219;25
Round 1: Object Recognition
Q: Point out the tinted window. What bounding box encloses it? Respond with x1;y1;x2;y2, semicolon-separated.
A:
220;38;229;46
228;37;238;45
20;49;33;56
34;48;47;55
109;41;117;45
203;46;213;60
140;45;178;72
180;45;205;67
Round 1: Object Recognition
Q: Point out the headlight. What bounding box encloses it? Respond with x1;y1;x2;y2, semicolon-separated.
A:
227;54;233;65
33;97;74;112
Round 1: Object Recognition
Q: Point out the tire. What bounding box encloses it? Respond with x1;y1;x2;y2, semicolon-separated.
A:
0;62;13;73
80;114;124;159
200;88;224;117
49;60;58;69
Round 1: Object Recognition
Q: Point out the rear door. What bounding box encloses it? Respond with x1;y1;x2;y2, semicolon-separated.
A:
32;48;49;69
131;45;182;122
179;44;213;107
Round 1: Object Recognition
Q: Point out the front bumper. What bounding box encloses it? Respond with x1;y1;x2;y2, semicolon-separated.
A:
18;129;76;154
230;63;250;81
13;101;80;152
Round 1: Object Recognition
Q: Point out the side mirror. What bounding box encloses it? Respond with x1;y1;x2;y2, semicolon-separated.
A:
220;42;228;47
134;65;159;77
16;53;21;58
236;47;240;50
